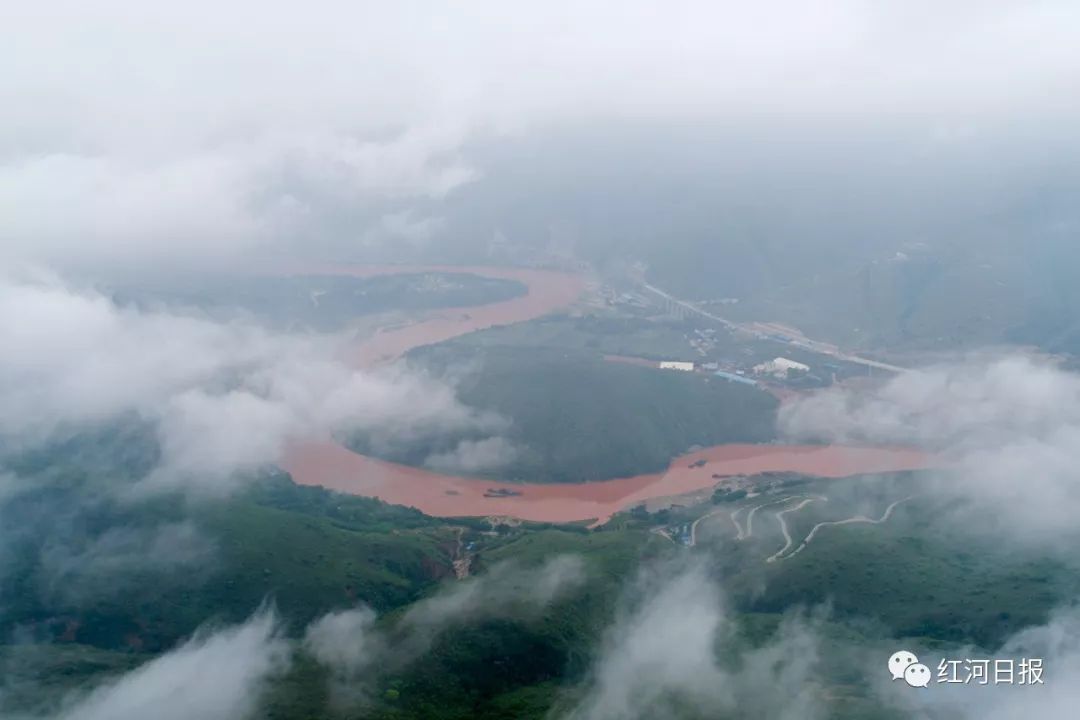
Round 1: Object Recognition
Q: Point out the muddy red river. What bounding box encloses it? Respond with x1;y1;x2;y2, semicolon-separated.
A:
287;263;586;365
284;441;931;526
280;264;933;525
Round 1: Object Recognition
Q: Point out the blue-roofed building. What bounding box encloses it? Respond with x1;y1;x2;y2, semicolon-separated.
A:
714;370;757;386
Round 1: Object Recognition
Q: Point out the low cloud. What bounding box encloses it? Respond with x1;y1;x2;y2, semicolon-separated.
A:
779;352;1080;542
26;608;289;720
303;605;381;676
561;560;823;720
0;126;475;271
9;556;583;720
302;605;384;707
38;521;215;607
6;2;1079;272
869;605;1080;719
767;351;1080;718
0;270;504;495
0;472;29;505
778;353;1079;451
562;561;732;720
303;556;585;702
363;211;447;249
401;554;585;632
424;436;519;474
974;605;1080;718
309;514;1074;720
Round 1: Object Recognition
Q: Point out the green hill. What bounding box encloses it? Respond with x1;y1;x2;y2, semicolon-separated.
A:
349;343;779;483
8;432;1080;720
0;477;455;654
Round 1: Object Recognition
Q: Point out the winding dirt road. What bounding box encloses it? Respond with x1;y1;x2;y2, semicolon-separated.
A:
776;496;913;561
744;496;805;539
766;496;825;563
730;507;746;540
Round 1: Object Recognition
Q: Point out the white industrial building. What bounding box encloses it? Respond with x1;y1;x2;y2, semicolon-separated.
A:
753;357;810;376
659;361;695;372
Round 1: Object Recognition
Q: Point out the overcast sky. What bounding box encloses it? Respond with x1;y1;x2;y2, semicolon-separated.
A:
3;1;1080;270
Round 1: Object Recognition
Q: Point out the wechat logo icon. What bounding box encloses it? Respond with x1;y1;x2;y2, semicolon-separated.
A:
889;651;930;688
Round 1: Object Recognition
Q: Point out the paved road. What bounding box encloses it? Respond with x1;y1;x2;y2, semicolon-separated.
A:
766;496;825;563
641;282;907;374
730;507;746;540
779;496;913;561
688;508;725;546
745;496;801;538
643;282;739;329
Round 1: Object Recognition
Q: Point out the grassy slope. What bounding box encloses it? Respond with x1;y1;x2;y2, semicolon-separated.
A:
0;424;655;720
0;470;456;653
741;499;1080;647
10;476;1080;720
261;526;657;720
694;480;1080;651
368;528;654;720
10;440;1080;719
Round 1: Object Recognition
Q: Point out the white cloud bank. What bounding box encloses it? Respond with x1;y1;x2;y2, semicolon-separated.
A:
562;561;823;720
0;270;505;493
423;437;520;474
303;556;585;703
36;609;289;720
869;605;1080;719
4;557;583;718
779;352;1080;542
3;1;1080;268
773;351;1080;719
563;558;1080;720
